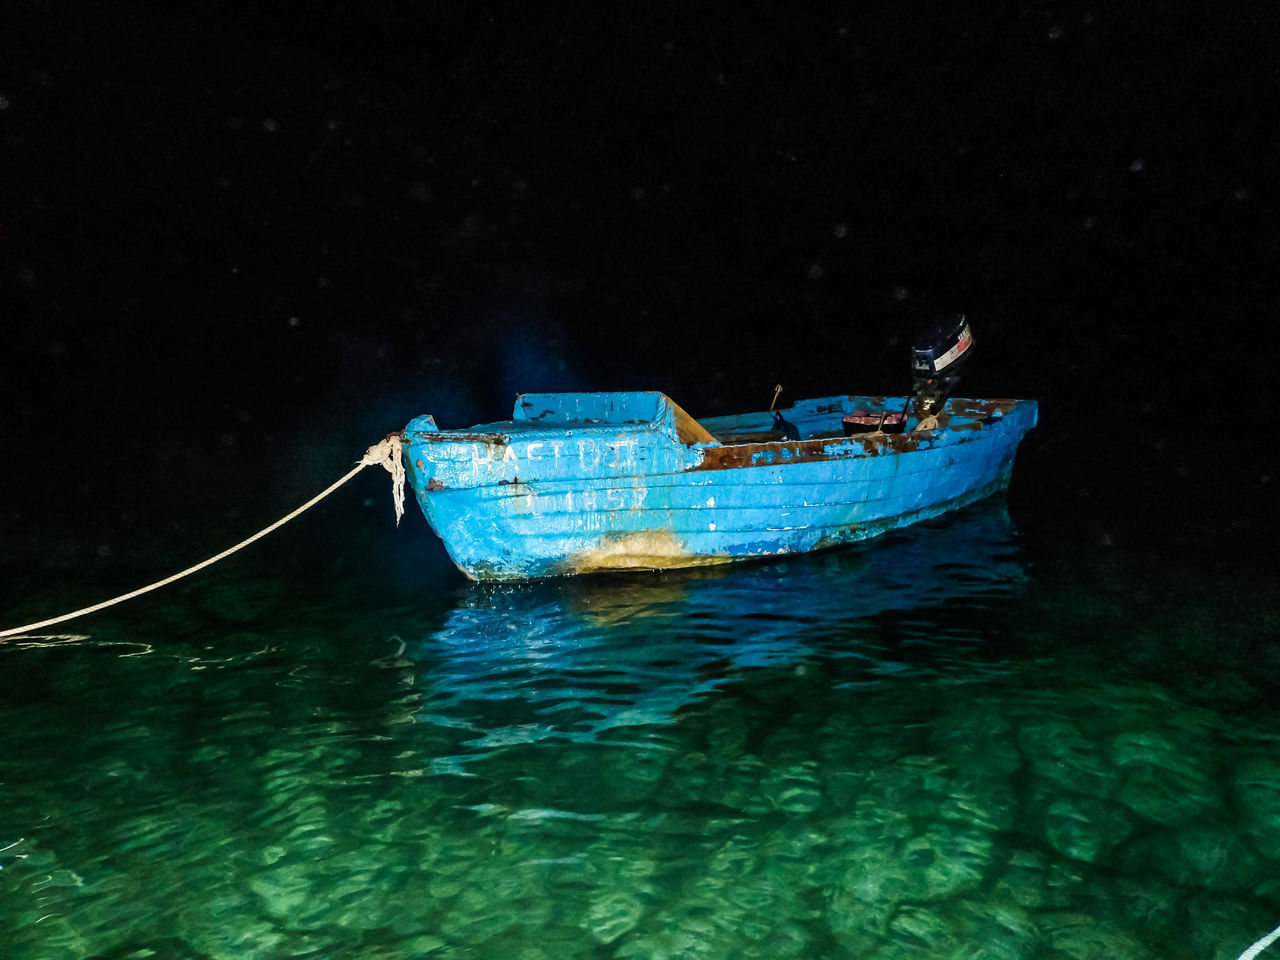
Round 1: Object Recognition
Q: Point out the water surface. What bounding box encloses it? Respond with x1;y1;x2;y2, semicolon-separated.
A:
2;504;1278;960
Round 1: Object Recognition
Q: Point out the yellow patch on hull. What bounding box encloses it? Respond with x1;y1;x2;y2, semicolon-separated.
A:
565;530;732;574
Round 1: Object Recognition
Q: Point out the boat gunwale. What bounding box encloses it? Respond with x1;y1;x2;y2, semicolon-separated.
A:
406;396;1029;451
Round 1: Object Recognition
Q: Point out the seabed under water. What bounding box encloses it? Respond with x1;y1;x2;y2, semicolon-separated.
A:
2;502;1278;960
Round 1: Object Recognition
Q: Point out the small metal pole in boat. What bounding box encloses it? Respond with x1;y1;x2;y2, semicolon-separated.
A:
769;384;783;411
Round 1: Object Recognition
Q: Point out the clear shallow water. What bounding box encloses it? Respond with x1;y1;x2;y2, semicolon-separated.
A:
2;503;1279;960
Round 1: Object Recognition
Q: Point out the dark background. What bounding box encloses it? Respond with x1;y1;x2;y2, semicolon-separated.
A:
2;2;1277;599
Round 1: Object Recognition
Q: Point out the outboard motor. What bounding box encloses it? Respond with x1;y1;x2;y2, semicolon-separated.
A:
911;313;974;415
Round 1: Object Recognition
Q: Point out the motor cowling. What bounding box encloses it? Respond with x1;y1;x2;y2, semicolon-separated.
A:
911;313;973;414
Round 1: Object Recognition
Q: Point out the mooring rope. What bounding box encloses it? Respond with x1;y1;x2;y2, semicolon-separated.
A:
0;435;405;640
1239;924;1280;960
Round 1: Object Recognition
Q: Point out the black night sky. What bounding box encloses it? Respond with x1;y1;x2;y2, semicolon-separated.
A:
2;3;1278;590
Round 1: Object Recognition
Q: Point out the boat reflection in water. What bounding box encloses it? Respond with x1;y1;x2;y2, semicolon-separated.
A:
406;501;1027;757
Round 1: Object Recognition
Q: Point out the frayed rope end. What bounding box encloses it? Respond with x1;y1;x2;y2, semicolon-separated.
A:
362;434;406;526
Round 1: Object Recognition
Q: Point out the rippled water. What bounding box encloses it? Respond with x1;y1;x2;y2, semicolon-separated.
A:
3;503;1279;960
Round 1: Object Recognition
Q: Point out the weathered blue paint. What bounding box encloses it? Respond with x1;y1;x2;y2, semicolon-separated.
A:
402;392;1038;581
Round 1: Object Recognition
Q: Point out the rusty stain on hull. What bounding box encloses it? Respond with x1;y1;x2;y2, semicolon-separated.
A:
693;431;932;471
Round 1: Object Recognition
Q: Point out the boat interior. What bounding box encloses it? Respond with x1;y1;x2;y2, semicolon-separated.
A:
504;390;1002;449
700;395;919;445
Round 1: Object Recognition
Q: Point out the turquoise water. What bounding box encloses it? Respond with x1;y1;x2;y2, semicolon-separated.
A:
2;504;1278;960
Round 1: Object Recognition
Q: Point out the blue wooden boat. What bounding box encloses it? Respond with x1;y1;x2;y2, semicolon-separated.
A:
401;389;1037;581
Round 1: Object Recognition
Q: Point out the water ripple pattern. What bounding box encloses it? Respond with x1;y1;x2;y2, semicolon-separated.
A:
2;504;1278;959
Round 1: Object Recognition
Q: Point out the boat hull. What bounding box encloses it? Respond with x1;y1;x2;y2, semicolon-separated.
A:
402;392;1037;581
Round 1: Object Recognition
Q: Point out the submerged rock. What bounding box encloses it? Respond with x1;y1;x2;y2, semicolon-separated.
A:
1233;756;1280;862
1040;792;1137;865
820;746;1018;953
246;861;314;917
908;825;996;900
952;898;1043;960
1110;875;1181;936
611;912;723;960
881;903;962;956
1037;911;1157;960
1120;823;1262;893
585;889;644;944
824;825;999;952
933;699;1023;778
1110;729;1219;826
1018;720;1123;800
1183;892;1280;960
872;899;1041;960
989;848;1086;910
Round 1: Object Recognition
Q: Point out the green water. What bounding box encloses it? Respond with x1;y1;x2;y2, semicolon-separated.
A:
2;505;1278;960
